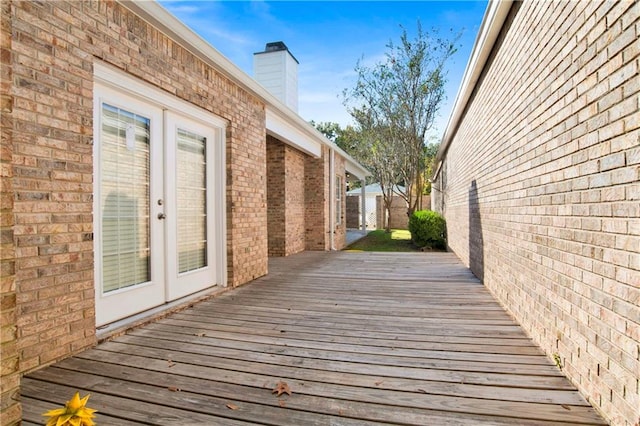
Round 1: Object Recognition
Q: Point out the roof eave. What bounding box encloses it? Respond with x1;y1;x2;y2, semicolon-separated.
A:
118;0;370;175
433;0;513;181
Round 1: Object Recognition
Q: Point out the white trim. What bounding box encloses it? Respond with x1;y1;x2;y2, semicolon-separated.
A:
330;148;336;250
95;62;228;291
164;111;225;300
335;174;343;226
94;62;228;130
436;0;513;167
360;182;367;232
266;108;322;157
117;1;370;178
93;84;166;326
93;64;228;326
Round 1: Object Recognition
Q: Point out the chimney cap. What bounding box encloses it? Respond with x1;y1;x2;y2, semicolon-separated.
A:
265;41;288;52
254;41;299;64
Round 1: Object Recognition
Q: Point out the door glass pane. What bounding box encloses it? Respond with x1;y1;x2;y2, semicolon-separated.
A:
177;128;207;273
101;103;151;293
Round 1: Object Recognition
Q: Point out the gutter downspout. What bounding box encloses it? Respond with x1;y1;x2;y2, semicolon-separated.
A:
330;147;336;250
360;182;366;232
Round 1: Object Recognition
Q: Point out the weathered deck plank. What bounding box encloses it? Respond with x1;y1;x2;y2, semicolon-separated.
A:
22;251;606;425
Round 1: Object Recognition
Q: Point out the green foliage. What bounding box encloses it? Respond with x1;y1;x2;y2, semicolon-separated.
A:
408;210;446;249
553;353;562;370
310;121;362;157
342;22;461;214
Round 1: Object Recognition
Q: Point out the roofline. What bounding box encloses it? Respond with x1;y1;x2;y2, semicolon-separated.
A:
433;0;512;180
118;0;370;178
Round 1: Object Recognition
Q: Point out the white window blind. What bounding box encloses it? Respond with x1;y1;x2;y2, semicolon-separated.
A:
100;104;151;292
177;128;208;273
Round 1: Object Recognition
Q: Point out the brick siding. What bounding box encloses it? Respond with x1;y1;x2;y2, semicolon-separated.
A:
433;2;639;425
305;146;330;250
304;146;347;250
376;195;430;230
1;1;21;424
346;195;360;228
267;136;306;256
7;0;268;385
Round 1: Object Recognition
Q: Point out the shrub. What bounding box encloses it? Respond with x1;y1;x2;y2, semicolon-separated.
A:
408;210;446;249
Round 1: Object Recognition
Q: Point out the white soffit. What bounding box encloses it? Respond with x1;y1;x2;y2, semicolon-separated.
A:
345;157;369;181
266;108;322;157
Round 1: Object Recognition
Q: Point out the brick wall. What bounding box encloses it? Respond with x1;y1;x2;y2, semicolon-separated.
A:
285;143;306;255
346;195;360;228
1;1;21;424
433;2;639;425
267;137;286;256
7;0;268;383
389;196;409;229
305;146;330;250
376;195;408;230
267;136;306;256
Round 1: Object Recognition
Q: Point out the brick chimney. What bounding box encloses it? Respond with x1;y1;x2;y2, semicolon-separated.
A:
254;41;299;112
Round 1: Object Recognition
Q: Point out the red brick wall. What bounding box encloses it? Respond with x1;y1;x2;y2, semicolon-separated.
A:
7;0;268;384
346;195;360;229
267;136;306;257
304;146;347;250
267;137;286;256
305;146;330;250
433;2;639;425
284;143;306;255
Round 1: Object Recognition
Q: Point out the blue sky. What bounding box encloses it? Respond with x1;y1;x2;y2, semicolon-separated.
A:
158;1;488;139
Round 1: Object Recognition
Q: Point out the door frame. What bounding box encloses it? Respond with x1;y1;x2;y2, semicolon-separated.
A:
93;62;228;327
164;110;224;301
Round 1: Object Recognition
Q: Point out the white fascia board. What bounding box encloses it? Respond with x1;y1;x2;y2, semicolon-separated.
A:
118;1;294;119
266;108;322;157
434;0;513;178
119;1;370;176
344;156;370;181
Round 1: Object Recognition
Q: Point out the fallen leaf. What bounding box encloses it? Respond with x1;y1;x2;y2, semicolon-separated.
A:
272;381;292;397
167;359;176;368
167;386;181;392
226;403;239;410
278;400;286;407
561;404;571;410
374;380;384;386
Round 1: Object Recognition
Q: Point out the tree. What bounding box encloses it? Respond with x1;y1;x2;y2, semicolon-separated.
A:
343;22;459;228
310;120;362;155
311;121;370;190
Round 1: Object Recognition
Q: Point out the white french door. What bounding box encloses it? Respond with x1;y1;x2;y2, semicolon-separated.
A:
94;71;226;327
164;112;219;301
94;87;165;326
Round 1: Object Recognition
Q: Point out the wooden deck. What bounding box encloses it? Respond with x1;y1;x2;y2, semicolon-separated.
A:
21;251;606;425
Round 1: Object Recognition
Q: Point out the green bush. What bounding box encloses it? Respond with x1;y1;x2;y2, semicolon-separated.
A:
408;210;447;249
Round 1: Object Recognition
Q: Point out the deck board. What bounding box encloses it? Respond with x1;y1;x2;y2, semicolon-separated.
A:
22;251;606;425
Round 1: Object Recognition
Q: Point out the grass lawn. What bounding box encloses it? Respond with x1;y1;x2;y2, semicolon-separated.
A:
344;229;420;252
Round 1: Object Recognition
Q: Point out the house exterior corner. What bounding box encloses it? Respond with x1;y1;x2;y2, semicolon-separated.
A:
433;1;639;425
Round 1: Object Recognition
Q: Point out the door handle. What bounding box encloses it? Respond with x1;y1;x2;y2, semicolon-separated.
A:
157;213;166;220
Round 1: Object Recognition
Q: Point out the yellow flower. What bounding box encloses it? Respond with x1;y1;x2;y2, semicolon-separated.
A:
43;392;97;426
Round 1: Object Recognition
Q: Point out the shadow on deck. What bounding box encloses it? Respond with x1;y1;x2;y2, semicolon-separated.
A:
21;251;605;425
